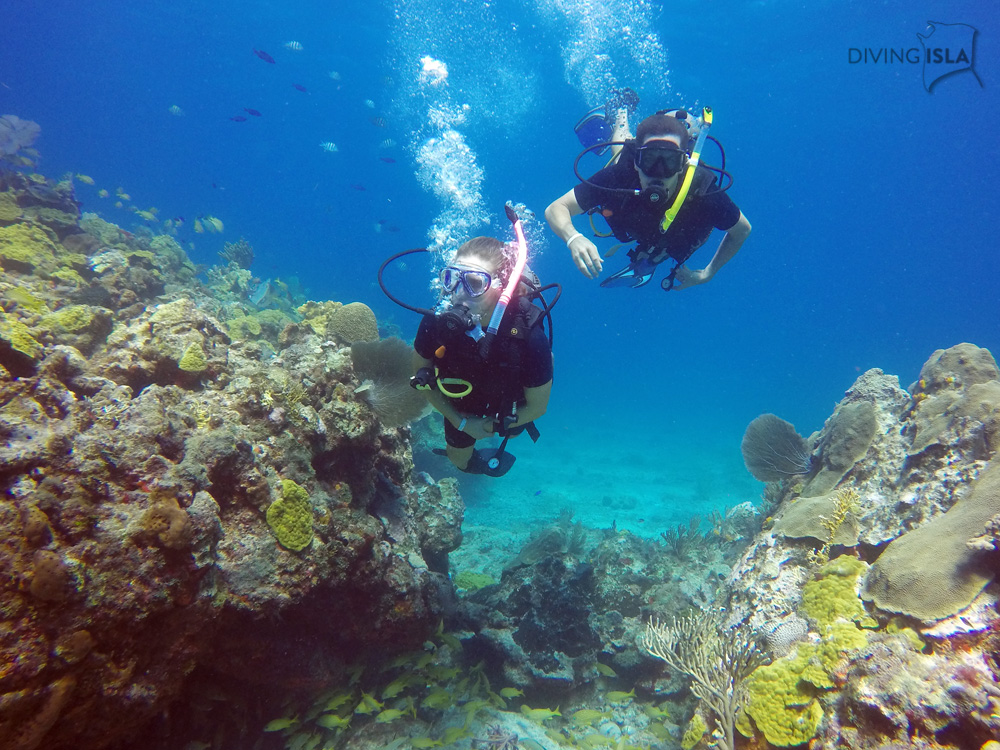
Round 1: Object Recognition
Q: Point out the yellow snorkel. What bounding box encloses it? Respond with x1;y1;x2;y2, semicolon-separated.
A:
659;106;713;233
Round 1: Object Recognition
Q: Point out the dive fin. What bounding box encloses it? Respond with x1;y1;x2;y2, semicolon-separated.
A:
431;447;517;477
600;257;658;288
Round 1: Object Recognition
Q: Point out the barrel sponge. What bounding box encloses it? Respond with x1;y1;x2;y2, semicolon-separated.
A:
861;461;1000;621
330;302;379;343
266;479;314;552
802;401;877;497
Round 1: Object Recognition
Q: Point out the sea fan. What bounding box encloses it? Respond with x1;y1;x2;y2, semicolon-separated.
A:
351;337;428;428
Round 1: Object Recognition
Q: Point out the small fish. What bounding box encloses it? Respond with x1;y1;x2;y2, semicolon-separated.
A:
114;201;124;209
202;215;224;233
571;709;609;725
229;115;247;122
328;71;342;81
263;717;298;732
319;142;338;153
353;692;382;715
322;692;354;712
534;490;542;496
115;188;131;200
74;174;95;185
168;105;184;116
606;688;636;704
284;41;303;51
137;210;157;221
520;705;561;721
380;674;416;699
253;48;276;64
370;116;387;127
595;663;618;678
350;184;366;191
315;713;350;729
364;99;375;108
387;225;400;233
383;76;394;86
374;220;385;233
420;688;452;710
98;189;109;198
293;83;308;92
375;709;405;724
442;727;468;744
194;218;204;233
409;739;442;749
243;108;262;117
378;156;396;163
378;138;397;149
499;687;524;699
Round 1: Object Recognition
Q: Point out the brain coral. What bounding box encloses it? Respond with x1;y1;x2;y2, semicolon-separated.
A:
862;460;1000;621
265;479;314;552
330;301;379;343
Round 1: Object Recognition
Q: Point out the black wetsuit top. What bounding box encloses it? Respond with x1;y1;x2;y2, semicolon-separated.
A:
413;299;553;420
574;141;741;263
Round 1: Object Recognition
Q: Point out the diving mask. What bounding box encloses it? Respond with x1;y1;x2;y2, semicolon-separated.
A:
441;266;496;298
634;143;685;179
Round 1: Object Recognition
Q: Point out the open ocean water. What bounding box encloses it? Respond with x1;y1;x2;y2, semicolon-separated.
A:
4;0;997;533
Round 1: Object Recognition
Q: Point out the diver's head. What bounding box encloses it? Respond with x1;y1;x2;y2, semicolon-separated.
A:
440;236;509;316
634;113;690;190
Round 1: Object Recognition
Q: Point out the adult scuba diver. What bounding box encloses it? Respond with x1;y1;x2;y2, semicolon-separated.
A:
377;204;560;477
545;90;751;291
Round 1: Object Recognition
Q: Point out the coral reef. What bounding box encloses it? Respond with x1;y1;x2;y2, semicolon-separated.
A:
0;169;465;749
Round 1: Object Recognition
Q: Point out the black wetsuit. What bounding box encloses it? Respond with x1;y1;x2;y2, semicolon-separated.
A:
414;298;553;448
574;141;741;264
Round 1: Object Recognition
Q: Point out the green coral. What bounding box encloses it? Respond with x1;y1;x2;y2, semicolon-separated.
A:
7;287;49;313
454;571;496;591
177;342;208;372
43;305;95;333
801;555;878;629
0;223;57;271
226;312;262;339
681;712;707;750
266;479;314;552
50;268;85;285
0;310;43;359
745;643;824;746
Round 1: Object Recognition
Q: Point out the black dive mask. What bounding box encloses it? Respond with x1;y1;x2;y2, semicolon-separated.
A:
635;143;685;179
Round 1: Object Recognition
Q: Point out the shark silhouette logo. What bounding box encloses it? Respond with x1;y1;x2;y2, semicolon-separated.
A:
917;21;983;92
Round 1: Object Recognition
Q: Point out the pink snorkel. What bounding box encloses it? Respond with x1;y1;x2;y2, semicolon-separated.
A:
481;203;528;358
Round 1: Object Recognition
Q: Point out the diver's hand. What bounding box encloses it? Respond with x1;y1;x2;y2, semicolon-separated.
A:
673;265;711;290
568;235;603;279
463;416;496;441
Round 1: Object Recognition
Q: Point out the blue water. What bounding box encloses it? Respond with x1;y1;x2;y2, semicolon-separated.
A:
5;0;998;527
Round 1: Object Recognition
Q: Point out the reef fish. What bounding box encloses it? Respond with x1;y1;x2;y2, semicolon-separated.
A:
168;105;184;116
520;705;561;721
379;156;396;163
364;99;375;109
378;138;397;149
319;142;338;153
293;83;308;92
328;71;341;80
74;174;95;185
243;108;262;117
229;115;247;122
284;41;303;50
370;116;387;127
253;48;276;63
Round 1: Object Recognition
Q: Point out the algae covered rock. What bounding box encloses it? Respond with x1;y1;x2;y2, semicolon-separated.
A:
802;400;878;496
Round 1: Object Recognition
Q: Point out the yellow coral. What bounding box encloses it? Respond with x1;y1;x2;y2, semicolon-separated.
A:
0;310;43;359
43;305;95;333
0;223;58;271
177;342;208;372
7;287;49;314
681;712;707;750
266;479;314;552
745;643;824;747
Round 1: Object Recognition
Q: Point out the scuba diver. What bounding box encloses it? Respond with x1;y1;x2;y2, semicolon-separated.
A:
378;205;559;478
545;90;751;291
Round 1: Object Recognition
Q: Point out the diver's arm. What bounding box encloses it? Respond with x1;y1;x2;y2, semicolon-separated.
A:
545;190;603;279
674;212;751;290
510;380;552;428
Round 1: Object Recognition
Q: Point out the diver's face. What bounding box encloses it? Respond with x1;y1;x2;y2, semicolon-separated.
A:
635;134;686;190
447;255;502;313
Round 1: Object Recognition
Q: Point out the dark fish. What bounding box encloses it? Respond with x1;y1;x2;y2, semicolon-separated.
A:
229;115;247;122
293;83;308;92
534;490;542;496
173;216;185;223
378;156;396;163
351;184;366;191
370;116;387;127
244;108;262;117
253;48;276;64
387;225;400;233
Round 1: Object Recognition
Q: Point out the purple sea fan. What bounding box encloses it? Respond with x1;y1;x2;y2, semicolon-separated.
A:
0;114;41;157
